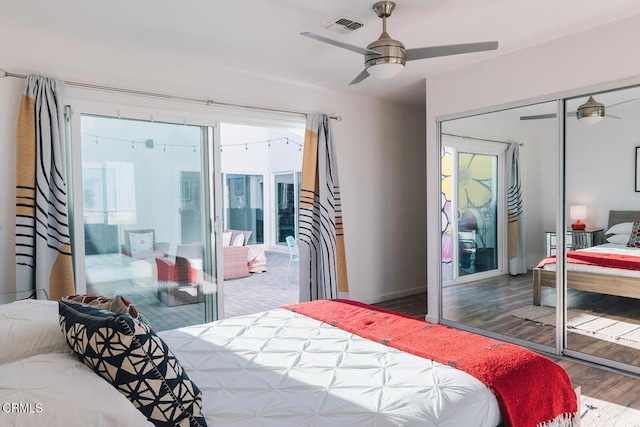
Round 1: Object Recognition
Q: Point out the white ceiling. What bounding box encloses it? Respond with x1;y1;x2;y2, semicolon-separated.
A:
2;0;640;106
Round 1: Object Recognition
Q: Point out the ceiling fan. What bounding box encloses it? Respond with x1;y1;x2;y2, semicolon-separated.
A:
301;1;499;85
519;96;639;123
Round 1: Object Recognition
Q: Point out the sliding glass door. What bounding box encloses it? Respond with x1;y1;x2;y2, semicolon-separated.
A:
274;172;301;245
441;141;504;284
73;113;218;331
223;174;264;244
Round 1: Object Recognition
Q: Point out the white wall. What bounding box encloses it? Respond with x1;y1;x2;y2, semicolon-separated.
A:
0;24;426;303
565;107;640;228
426;14;640;321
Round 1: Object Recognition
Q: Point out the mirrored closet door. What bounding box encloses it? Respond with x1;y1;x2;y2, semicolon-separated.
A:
563;85;640;370
440;101;559;350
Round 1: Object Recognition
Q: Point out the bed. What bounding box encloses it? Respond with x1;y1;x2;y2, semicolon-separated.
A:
533;210;640;305
0;298;579;427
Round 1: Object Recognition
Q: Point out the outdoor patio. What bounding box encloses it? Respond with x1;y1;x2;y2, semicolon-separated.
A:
86;250;299;331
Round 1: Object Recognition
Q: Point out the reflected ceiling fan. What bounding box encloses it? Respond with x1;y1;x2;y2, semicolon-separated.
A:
301;1;499;85
519;96;640;123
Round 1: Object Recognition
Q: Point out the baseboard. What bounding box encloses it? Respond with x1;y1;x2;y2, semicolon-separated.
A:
425;314;439;324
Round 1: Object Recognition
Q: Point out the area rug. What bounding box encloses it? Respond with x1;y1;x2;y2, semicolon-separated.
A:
509;305;640;350
580;395;640;427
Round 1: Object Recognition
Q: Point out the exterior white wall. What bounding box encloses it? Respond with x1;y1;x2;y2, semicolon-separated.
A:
0;24;426;304
220;123;305;247
79;116;204;250
426;14;640;321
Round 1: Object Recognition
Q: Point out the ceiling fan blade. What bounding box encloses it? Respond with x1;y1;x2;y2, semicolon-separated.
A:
519;113;557;121
607;97;640;109
520;111;622;121
349;69;370;85
300;32;379;56
405;41;498;61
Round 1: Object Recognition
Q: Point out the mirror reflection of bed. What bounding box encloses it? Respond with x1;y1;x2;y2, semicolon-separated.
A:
533;210;640;360
534;211;640;303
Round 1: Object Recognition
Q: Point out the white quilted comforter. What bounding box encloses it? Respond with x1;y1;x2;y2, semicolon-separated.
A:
159;308;501;427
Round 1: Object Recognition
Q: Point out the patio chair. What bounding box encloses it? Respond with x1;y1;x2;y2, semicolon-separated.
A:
458;230;476;272
286;236;299;284
155;244;204;306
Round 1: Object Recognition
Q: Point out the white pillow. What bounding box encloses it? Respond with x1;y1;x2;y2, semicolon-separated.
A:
605;222;634;235
223;231;233;247
232;233;245;247
129;231;154;253
0;299;70;364
607;234;631;245
0;352;154;426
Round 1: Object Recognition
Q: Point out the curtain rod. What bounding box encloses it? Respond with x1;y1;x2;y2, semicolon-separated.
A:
0;69;342;122
442;132;523;146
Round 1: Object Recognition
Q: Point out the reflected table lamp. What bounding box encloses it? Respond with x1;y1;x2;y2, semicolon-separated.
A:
570;205;587;230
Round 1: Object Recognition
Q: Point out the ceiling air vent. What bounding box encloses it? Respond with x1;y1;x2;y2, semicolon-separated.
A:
323;17;364;34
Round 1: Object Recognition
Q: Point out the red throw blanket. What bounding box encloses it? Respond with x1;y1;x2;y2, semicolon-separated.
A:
284;299;577;427
537;250;640;270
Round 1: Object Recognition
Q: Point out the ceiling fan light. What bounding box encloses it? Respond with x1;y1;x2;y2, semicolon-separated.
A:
577;96;605;124
367;62;404;79
578;115;604;125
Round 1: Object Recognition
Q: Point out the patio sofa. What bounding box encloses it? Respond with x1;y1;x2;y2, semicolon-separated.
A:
223;230;252;280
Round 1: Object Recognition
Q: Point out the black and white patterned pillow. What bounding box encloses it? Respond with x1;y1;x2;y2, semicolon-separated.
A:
61;294;151;326
59;300;207;427
627;221;640;248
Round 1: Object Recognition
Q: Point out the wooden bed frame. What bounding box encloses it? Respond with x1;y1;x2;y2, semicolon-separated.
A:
533;210;640;305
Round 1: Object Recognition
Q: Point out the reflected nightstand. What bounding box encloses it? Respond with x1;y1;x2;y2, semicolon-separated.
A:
545;228;604;256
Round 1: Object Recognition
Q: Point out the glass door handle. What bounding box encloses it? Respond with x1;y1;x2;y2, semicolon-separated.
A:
213;216;223;235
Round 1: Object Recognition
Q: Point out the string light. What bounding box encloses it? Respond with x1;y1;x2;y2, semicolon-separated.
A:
220;136;303;150
83;133;201;152
83;134;303;152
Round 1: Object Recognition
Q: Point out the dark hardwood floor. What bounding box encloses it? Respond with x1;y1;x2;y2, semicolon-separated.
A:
373;286;640;416
441;271;640;365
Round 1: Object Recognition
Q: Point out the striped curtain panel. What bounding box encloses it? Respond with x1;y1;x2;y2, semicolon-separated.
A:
506;142;526;275
299;114;349;301
16;76;74;300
